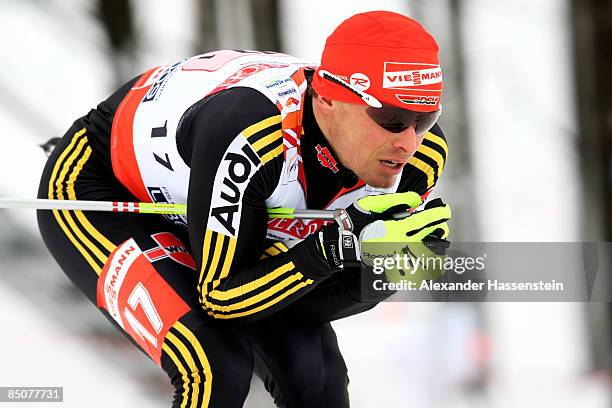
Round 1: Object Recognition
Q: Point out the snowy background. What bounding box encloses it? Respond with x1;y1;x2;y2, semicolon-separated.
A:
0;0;610;407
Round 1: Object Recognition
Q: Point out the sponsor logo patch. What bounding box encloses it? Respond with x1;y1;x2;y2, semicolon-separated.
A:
350;73;371;91
100;239;142;327
278;88;297;97
265;77;293;89
315;144;339;173
143;61;182;103
342;235;354;249
383;62;442;89
144;232;196;269
211;63;291;94
209;137;261;237
285;96;300;108
395;94;440;106
267;218;333;240
96;238;189;366
283;146;299;184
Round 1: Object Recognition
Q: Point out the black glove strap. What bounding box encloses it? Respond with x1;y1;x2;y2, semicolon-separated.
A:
321;226;343;272
339;231;360;268
320;227;360;272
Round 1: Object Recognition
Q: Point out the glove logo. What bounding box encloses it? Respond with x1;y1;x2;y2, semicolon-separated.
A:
315;144;339;173
327;242;342;267
342;235;354;249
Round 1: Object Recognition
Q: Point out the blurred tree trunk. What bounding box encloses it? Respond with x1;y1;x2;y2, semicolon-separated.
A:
446;0;480;241
195;0;219;52
97;0;134;52
195;0;279;52
251;0;281;51
96;0;135;86
571;0;612;371
411;0;481;242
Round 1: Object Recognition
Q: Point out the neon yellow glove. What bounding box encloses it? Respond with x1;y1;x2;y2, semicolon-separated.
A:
360;198;451;285
346;191;423;237
360;198;451;243
318;192;427;273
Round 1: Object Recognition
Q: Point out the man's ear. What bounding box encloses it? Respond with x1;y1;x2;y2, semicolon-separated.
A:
313;94;334;111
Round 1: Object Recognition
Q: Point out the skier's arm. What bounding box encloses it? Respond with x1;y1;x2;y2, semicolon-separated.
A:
183;88;333;323
272;123;450;324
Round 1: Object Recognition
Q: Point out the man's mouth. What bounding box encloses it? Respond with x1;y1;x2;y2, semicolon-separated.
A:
380;159;405;169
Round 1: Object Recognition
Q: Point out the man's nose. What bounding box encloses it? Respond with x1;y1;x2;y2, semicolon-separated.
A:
391;125;418;154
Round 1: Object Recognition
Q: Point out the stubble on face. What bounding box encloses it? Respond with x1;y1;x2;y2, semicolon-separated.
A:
324;101;405;189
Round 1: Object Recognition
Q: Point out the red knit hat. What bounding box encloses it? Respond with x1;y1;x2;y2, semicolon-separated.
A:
312;11;442;113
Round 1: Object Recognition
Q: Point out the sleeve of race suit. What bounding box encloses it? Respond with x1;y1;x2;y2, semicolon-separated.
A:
271;123;450;325
183;87;332;323
398;123;448;199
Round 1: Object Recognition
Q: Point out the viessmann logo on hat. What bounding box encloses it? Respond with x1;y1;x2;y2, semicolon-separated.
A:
382;62;442;89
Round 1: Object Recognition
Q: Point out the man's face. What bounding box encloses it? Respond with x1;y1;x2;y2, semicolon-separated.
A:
322;100;424;188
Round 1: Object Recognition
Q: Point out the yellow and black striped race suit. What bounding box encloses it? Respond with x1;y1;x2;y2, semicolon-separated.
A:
37;67;447;407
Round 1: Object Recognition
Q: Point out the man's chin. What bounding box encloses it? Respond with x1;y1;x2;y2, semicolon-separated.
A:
362;174;399;189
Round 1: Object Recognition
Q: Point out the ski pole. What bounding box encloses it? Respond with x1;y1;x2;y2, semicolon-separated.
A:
0;198;412;220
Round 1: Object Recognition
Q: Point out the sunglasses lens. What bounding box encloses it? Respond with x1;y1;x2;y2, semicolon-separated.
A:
366;105;440;135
